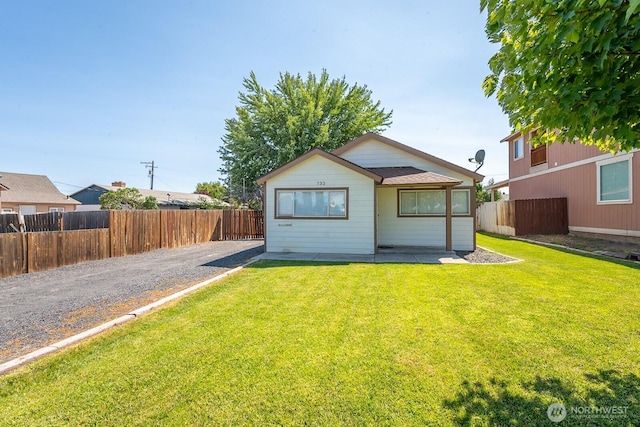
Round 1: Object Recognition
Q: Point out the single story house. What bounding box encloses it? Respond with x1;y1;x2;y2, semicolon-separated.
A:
70;182;222;211
256;133;484;254
0;171;80;214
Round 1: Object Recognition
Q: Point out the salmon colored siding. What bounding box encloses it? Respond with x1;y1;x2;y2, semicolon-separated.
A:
508;132;605;180
507;141;639;235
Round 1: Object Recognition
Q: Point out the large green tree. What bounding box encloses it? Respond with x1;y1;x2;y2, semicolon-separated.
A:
482;0;640;151
218;70;392;191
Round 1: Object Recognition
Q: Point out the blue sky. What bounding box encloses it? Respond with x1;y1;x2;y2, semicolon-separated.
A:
0;0;511;195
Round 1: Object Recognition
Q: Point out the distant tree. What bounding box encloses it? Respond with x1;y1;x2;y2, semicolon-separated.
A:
218;70;393;193
481;0;640;152
99;188;157;210
195;181;228;200
476;179;502;203
141;196;158;210
192;196;227;210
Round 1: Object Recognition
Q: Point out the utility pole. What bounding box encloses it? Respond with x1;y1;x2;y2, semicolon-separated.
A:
140;161;157;189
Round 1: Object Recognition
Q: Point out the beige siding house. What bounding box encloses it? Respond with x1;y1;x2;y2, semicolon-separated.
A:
0;171;79;214
257;133;484;254
500;131;639;241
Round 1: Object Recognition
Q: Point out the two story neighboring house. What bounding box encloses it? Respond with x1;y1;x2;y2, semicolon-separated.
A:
499;131;639;242
0;171;80;214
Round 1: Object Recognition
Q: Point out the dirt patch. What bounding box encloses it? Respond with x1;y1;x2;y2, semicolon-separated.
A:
518;234;640;261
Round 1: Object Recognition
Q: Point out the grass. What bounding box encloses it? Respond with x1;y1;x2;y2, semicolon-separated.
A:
1;234;639;426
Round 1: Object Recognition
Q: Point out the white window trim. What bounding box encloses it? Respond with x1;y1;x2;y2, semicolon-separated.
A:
514;137;525;161
1;208;14;214
49;207;65;213
596;153;633;205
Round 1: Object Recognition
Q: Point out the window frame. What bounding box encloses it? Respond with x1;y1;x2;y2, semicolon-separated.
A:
397;189;447;217
274;187;349;220
514;137;524;160
49;207;65;213
596;155;633;205
451;189;471;216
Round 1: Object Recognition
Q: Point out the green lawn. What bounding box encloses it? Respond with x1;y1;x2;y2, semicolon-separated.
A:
1;234;639;426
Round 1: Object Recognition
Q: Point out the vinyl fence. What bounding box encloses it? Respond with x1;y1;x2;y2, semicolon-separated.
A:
476;198;568;236
0;210;263;279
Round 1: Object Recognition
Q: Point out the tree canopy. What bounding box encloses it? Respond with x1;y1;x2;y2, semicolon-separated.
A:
481;0;640;151
99;188;158;210
218;70;392;191
195;181;228;200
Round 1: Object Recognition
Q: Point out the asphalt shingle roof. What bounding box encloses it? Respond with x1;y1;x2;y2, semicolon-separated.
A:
366;167;463;186
0;171;79;204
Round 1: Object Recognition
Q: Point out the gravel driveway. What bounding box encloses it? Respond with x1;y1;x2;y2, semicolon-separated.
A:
0;239;264;364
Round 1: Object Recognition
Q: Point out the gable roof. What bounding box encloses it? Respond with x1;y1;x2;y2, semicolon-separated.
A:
0;171;80;204
332;133;484;182
256;148;383;185
367;167;462;186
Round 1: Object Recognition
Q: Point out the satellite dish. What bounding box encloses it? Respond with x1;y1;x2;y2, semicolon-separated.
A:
468;149;486;172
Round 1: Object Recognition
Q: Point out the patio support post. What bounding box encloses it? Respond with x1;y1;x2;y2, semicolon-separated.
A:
446;186;452;251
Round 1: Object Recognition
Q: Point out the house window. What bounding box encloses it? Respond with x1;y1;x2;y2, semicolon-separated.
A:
452;189;470;215
276;188;347;218
514;137;524;160
399;190;446;215
49;207;65;213
1;208;14;214
597;157;632;204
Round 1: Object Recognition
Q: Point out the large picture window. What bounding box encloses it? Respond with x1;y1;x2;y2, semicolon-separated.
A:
399;189;471;216
597;157;632;203
399;190;445;215
276;188;347;218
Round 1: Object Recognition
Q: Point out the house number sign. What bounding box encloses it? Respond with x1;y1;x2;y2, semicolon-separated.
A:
316;181;326;186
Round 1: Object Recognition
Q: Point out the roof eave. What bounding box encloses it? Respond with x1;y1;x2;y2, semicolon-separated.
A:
333;132;485;182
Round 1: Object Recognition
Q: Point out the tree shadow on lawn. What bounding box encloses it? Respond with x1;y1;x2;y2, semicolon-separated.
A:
442;369;640;425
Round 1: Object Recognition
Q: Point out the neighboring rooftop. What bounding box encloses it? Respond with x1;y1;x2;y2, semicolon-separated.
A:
0;171;79;205
70;182;225;207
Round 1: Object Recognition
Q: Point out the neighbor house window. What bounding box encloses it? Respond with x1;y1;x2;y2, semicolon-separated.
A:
514;137;524;160
452;189;470;215
1;208;14;214
276;188;347;218
597;157;632;204
399;190;446;215
49;207;65;213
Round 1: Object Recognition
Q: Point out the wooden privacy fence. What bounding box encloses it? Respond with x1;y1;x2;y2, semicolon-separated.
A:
0;209;263;279
477;198;568;236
